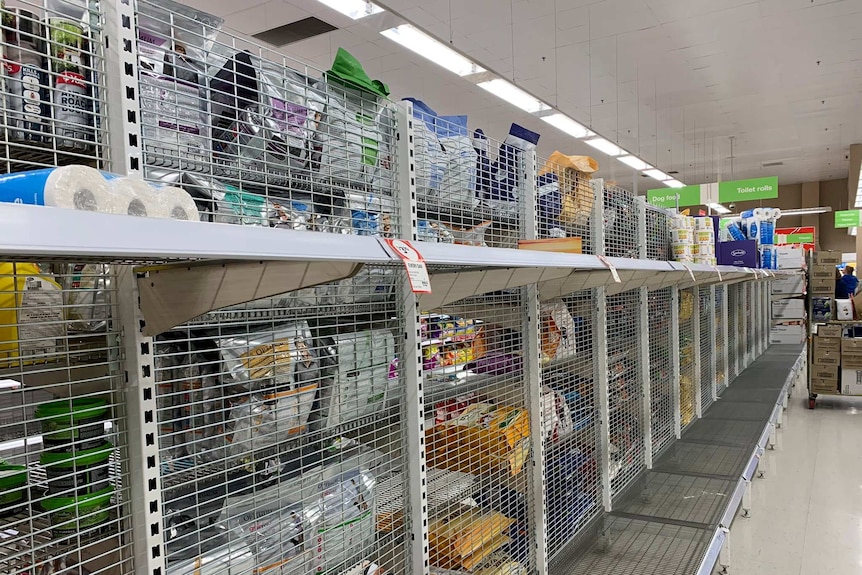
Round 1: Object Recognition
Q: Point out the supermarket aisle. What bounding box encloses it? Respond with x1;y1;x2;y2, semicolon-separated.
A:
728;392;862;574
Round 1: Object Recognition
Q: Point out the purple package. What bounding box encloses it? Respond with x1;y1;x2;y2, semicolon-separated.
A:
466;354;523;375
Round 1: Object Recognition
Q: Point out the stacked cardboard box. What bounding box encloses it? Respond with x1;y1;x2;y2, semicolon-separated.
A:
769;320;805;344
811;330;841;394
771;273;805;296
841;337;862;395
771;299;805;320
809;251;840;297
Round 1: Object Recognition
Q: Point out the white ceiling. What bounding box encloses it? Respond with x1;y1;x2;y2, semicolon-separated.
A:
180;0;862;192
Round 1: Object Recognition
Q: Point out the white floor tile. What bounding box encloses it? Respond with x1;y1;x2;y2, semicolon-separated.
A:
726;388;862;574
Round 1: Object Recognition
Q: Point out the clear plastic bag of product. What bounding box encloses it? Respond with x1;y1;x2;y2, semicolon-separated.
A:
403;98;446;202
437;115;478;208
61;263;111;332
219;322;318;390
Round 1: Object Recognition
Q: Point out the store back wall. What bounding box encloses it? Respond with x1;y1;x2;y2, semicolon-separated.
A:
727;178;853;253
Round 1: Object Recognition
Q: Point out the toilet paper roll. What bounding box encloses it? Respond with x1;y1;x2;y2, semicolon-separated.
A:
672;228;693;244
153;186;200;221
0;165;111;212
753;208;765;219
694;256;716;266
695;217;714;231
672;243;693;258
676;254;694;263
671;215;688;230
108;177;156;217
695;230;715;244
772;208;781;220
694;243;715;256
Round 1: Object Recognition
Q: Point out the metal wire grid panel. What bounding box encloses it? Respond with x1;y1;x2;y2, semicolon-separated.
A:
416;116;531;249
678;288;696;430
699;287;715;413
0;263;134;574
645;206;671;261
534;153;595;253
153;265;410;575
715;285;727;395
424;291;537;575
727;285;738;383
603;184;640;259
647;288;674;458
0;0;108;173
606;290;644;499
543;290;601;559
134;0;402;237
743;282;753;366
552;516;711;575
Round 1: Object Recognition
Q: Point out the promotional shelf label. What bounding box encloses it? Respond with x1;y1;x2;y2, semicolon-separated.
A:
384;239;431;293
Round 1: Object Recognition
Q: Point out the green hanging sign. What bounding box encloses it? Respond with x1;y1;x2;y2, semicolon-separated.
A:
646;185;702;208
835;210;862;228
717;176;779;202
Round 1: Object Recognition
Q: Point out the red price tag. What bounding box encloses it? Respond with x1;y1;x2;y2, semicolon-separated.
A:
384;239;432;294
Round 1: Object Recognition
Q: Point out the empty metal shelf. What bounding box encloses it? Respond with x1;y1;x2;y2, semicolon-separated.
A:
613;472;735;528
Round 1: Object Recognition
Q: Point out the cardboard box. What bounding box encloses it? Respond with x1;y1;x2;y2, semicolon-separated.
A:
841;368;862;396
812;347;841;366
771;274;806;295
842;338;862;355
518;237;583;254
769;322;805;344
811;364;839;380
842;355;862;370
815;336;841;353
814;251;842;265
810;275;836;289
812;379;839;394
811;298;834;323
810;265;837;279
771;299;805;319
718;240;758;267
809;283;835;296
817;324;843;338
836;299;853;320
776;246;804;270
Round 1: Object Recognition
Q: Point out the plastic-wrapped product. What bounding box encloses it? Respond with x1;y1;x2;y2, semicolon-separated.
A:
137;0;222;166
310;467;376;575
0;263;65;367
166;539;255;575
440;220;492;247
488;124;541;204
2;8;48;143
541;385;574;442
270;197;313;231
308;48;390;189
60;263;110;333
539;152;598;230
540;300;577;362
437;115;478;208
314;330;396;429
179;173;267;226
372;105;396;195
403;98;446;200
316;267;395;306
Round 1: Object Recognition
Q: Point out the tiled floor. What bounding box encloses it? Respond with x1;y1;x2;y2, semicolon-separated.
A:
727;389;862;574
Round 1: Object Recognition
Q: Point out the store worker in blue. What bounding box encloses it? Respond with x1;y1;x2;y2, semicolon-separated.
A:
836;266;859;298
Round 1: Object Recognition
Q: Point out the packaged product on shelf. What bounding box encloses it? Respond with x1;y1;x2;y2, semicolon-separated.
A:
427;403;531;476
165;540;256;575
537;152;597;231
437;115;479;209
62;263;111;332
136;0;222;167
45;0;94;149
178;173;265;225
309;467;376;575
2;8;48;143
403;98;447;200
541;385;574;442
486;124;541;209
308;48;390;190
0;166;112;212
317;267;394;306
440;220;492;247
313;329;396;429
428;508;515;571
536;172;565;238
339;560;386;575
0;262;65;367
540;300;578;362
418;220;455;243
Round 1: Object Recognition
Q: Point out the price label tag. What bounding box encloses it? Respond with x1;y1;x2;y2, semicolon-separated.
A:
384;239;432;294
597;256;621;284
712;266;722;282
681;263;696;283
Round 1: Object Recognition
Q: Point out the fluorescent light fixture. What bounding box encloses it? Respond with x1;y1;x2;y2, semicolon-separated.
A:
707;202;731;214
477;79;550;113
583;137;623;157
644;168;671;181
380;25;484;76
316;0;383;19
541;113;593;138
618;155;651;171
665;179;685;188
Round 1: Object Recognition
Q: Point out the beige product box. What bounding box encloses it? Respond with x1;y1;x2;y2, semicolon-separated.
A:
842;355;862;370
811;364;839;380
769;321;805;344
813;251;842;265
810;265;837;279
841;368;862;396
812;347;840;366
841;338;862;355
815;336;841;352
809;275;836;289
817;324;843;338
771;274;806;295
771;299;805;319
809;283;836;296
811;378;839;395
776;245;804;270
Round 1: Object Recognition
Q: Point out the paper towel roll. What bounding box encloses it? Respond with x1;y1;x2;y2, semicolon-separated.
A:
673;243;693;258
694;243;715;256
772;208;781;220
694;256;716;266
0;166;111;211
153;186;200;221
108;177;156;217
672;228;693;244
695;230;715;244
671;215;688;230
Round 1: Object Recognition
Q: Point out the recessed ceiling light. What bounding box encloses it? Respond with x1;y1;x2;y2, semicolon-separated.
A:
665;179;685;188
541;113;593;138
584;137;623;157
315;0;383;19
380;25;484;76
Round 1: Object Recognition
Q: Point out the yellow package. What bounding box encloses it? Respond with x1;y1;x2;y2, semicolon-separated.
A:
0;263;65;367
